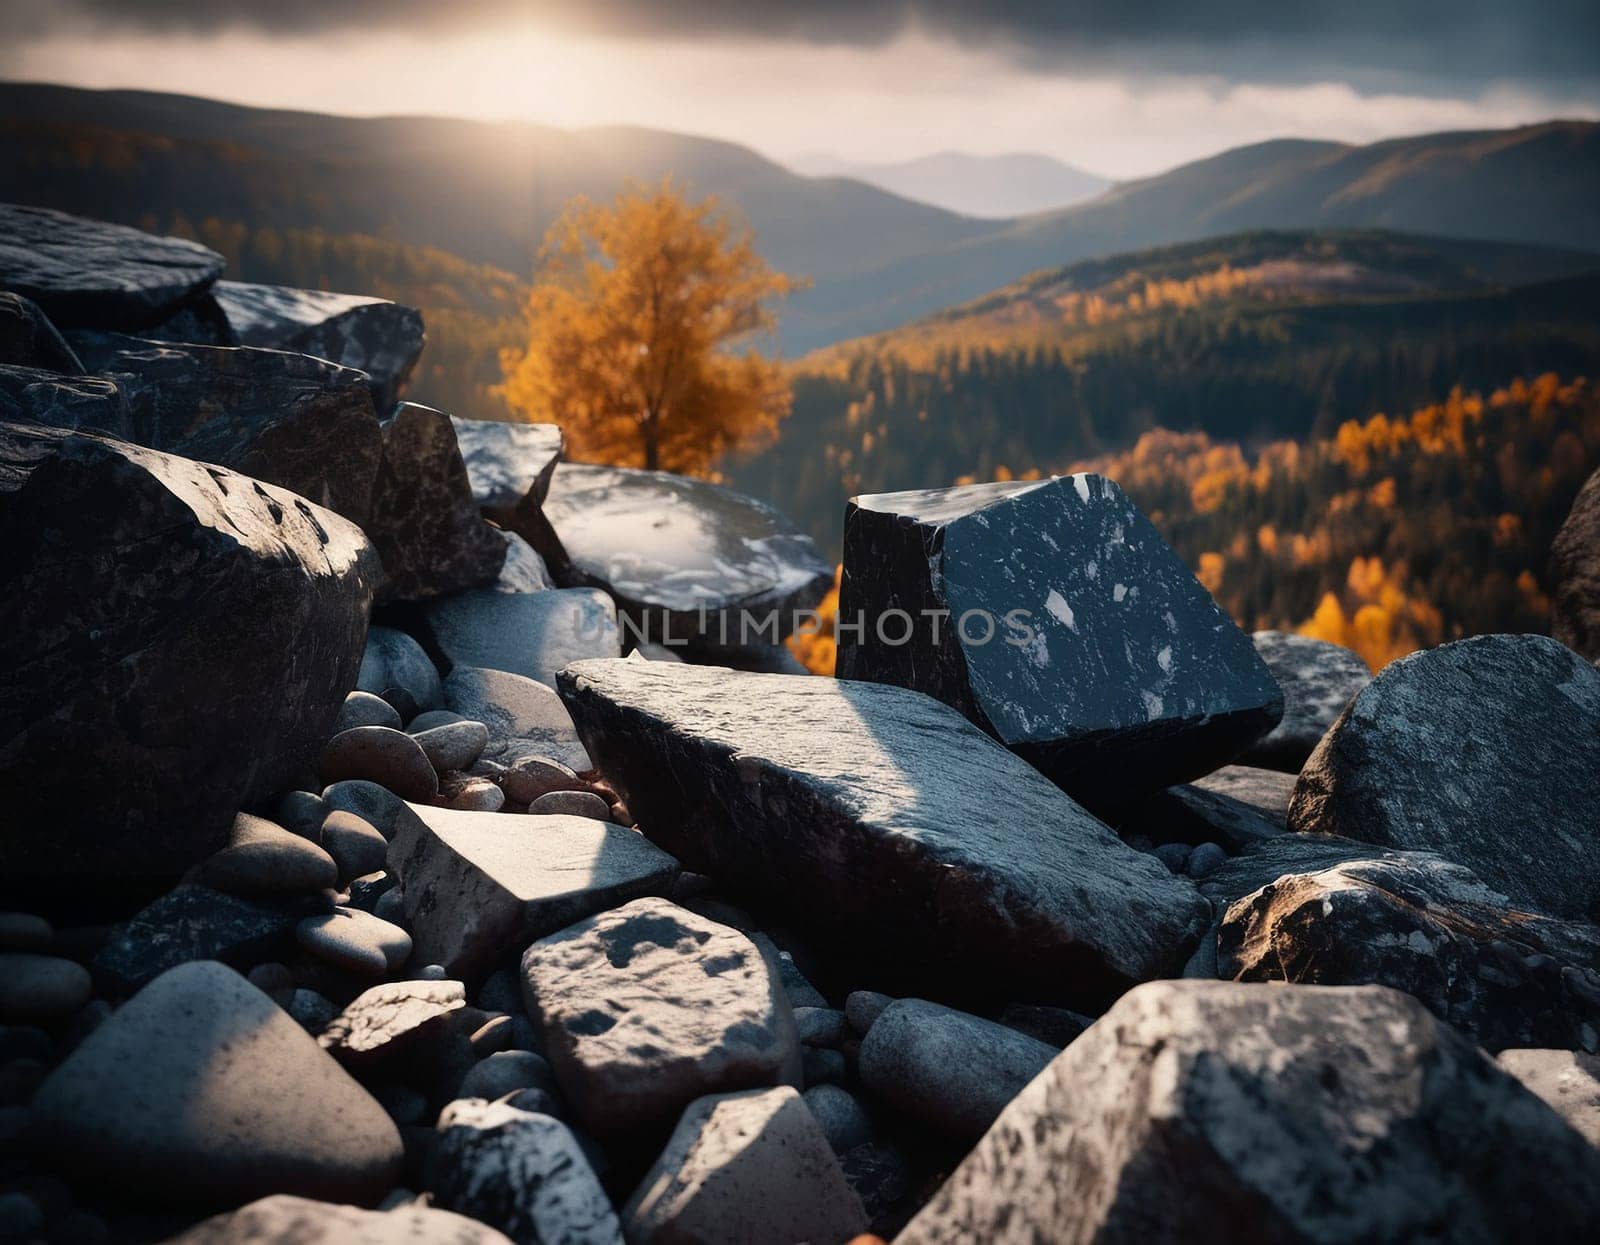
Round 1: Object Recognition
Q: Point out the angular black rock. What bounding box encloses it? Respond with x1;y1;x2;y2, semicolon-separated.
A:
0;292;82;372
367;402;505;603
557;660;1209;1007
534;464;834;648
837;475;1282;810
0;422;380;884
450;415;564;519
1239;630;1370;771
1290;634;1600;920
64;332;382;524
212;281;425;411
0;364;122;431
0;204;225;331
1551;465;1600;661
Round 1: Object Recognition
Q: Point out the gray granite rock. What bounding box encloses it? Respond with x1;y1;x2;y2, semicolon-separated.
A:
0;423;379;882
296;908;412;978
1551;465;1600;661
802;1084;874;1154
557;660;1207;1005
1238;631;1369;770
1496;1049;1600;1149
449;416;563;518
495;530;556;592
0;953;92;1024
520;898;800;1138
388;803;678;982
319;979;466;1065
163;1194;514;1244
335;690;405;734
533;463;833;649
1191;764;1297;822
995;1003;1093;1049
898;980;1600;1243
1290;634;1600;919
418;588;619;687
845;991;893;1035
358;626;444;715
622;1087;866;1245
0;205;224;331
836;475;1282;810
320;726;439;803
0;292;81;372
444;667;592;771
32;962;402;1207
194;812;338;897
414;719;490;773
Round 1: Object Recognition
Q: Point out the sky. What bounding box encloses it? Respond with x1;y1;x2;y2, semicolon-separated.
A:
3;2;1597;180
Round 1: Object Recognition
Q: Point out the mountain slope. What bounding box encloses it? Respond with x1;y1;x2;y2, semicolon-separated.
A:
789;151;1109;218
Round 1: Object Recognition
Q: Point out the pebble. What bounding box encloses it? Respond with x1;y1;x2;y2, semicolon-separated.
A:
346;870;395;913
322;779;408;839
0;1192;43;1244
802;1047;848;1086
500;754;584;804
296;908;412;978
373;1083;429;1127
438;776;506;813
458;1050;557;1101
415;720;490;773
469;1015;514;1057
528;790;611;820
319;811;389;884
247;962;295;999
374;887;407;925
379;685;420;723
803;1084;874;1153
415;963;449;981
334;690;404;734
0;1057;45;1105
846;990;893;1036
0;913;53;953
274;790;329;840
409;709;467;733
794;1007;851;1048
194;812;338;897
1154;842;1192;874
319;726;438;802
0;954;92;1024
1186;841;1228;878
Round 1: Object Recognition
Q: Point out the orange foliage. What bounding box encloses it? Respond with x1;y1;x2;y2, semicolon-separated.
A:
787;564;841;676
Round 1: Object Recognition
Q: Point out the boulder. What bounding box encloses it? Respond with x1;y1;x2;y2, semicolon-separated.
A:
388;803;678;982
1240;631;1371;771
31;962;402;1207
416;588;620;687
622;1088;867;1245
358;625;445;715
557;660;1207;1005
495;530;556;592
449;415;563;520
1496;1050;1600;1149
1551;466;1600;661
443;667;592;771
898;980;1600;1243
0;205;224;331
519;897;800;1138
532;463;833;648
211;280;425;412
318;979;466;1065
1;363;124;433
367;402;505;603
0;292;81;372
0;424;378;886
163;1194;514;1244
836;476;1282;810
1218;855;1600;1052
1289;634;1600;919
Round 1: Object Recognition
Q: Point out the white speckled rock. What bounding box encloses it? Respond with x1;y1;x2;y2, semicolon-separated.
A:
1496;1049;1600;1149
162;1193;514;1243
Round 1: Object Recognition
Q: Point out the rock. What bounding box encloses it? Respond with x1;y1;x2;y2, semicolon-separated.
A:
162;1193;513;1244
1551;465;1600;661
194;812;338;897
212;280;425;412
859;999;1056;1141
1496;1050;1600;1149
532;463;833;649
803;1084;874;1154
368;403;506;603
0;292;81;372
996;1003;1093;1049
1240;631;1371;771
1185;841;1227;878
428;1098;621;1244
0;422;379;883
1119;766;1289;852
320;726;439;803
296;908;412;979
1289;634;1600;919
458;1051;556;1102
495;530;555;592
0;913;52;953
319;979;466;1065
687;642;811;676
439;775;507;813
449;416;564;521
1153;842;1191;873
0;954;91;1024
898;980;1600;1243
323;780;416;840
410;709;467;732
65;333;382;524
622;1087;866;1245
846;991;893;1035
444;667;592;771
0;1192;43;1243
319;811;389;885
387;803;678;982
93;885;317;996
414;719;490;772
358;626;444;714
802;1047;847;1086
519;898;800;1138
557;660;1207;1005
275;790;329;839
0;205;224;331
1218;855;1600;1052
794;1007;851;1048
500;755;586;804
32;962;401;1206
836;476;1282;810
527;790;610;821
335;690;404;733
416;588;620;687
1192;764;1297;821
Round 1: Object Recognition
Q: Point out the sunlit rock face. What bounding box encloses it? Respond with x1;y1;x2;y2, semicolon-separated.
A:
450;416;565;517
837;474;1282;810
533;464;834;649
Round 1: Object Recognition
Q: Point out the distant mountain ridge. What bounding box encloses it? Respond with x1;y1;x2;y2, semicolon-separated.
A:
788;151;1110;218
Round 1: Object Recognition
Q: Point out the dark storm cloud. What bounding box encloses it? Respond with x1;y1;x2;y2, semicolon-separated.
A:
8;1;1599;95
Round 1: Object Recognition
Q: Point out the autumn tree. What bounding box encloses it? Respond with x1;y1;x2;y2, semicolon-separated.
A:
499;179;803;474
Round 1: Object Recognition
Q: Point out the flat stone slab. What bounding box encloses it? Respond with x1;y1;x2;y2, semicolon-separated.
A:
319;979;466;1064
165;1194;514;1244
443;666;593;771
450;415;564;514
388;803;678;981
418;588;620;687
837;475;1282;809
0;204;225;331
1496;1050;1600;1150
533;463;833;647
1240;631;1371;771
558;660;1208;1005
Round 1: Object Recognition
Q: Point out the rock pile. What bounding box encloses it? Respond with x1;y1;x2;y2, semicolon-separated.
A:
2;204;1598;1242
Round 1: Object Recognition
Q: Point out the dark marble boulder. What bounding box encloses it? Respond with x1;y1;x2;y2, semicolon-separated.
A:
0;292;82;372
1551;466;1600;661
0;422;380;884
898;980;1600;1243
143;292;236;348
532;464;834;648
0;204;225;331
212;281;425;411
1290;634;1600;920
0;363;123;431
450;415;563;522
837;476;1282;810
1219;856;1600;1052
556;660;1208;1007
1239;631;1370;771
65;333;382;525
367;402;505;603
